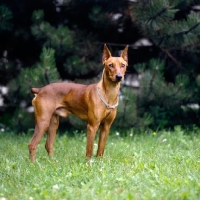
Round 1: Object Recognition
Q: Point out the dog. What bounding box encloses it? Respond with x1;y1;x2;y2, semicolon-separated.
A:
28;44;128;162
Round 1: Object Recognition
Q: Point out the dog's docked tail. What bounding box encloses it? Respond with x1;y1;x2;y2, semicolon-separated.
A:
31;88;41;94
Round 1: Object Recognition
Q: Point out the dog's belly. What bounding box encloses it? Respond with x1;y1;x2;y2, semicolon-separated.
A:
54;106;88;121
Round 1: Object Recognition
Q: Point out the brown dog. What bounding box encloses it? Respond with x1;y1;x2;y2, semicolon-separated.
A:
28;44;128;162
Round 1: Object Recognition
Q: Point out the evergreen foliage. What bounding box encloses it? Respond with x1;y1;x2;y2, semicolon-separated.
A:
0;6;12;31
1;0;200;132
31;10;73;55
131;0;200;129
4;47;59;132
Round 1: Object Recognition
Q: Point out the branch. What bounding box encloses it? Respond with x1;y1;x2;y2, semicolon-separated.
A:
145;68;158;101
44;68;50;84
147;4;170;23
185;22;200;34
159;22;200;45
167;43;200;51
161;48;184;69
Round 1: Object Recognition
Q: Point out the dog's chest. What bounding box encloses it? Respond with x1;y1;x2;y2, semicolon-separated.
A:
100;108;116;122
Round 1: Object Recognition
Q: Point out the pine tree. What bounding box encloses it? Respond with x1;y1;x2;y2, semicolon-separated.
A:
129;0;200;129
0;0;135;132
2;0;200;132
7;47;59;132
0;6;12;31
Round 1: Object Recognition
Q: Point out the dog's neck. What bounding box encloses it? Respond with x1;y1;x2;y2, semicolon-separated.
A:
97;69;120;105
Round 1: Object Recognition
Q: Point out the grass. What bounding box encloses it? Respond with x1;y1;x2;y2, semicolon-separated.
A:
0;127;200;200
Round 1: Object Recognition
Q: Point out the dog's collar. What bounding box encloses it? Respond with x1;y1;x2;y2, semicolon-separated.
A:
97;87;118;109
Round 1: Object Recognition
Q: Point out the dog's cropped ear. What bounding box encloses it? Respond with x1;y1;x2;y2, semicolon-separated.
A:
102;44;112;64
120;45;128;63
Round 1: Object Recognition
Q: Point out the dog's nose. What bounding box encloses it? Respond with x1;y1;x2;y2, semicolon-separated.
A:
116;74;123;81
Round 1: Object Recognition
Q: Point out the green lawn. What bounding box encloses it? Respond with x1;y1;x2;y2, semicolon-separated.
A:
0;128;200;200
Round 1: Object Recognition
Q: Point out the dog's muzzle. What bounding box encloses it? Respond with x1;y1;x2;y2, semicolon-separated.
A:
116;74;123;81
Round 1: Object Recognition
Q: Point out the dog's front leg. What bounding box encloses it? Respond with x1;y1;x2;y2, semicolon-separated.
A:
97;112;116;158
96;122;111;157
86;123;99;160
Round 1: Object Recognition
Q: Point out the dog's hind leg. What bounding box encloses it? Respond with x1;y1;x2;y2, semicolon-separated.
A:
28;97;55;162
45;114;59;157
28;119;51;162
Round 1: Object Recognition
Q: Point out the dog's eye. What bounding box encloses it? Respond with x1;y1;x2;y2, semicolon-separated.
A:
108;64;113;68
121;64;125;68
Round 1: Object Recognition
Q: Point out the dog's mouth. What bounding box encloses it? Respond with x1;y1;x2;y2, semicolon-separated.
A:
110;76;123;83
108;73;124;83
115;79;122;83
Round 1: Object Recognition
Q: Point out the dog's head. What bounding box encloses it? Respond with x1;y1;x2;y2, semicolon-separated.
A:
102;44;128;83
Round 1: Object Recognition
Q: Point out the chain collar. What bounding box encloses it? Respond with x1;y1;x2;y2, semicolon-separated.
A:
97;87;119;109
